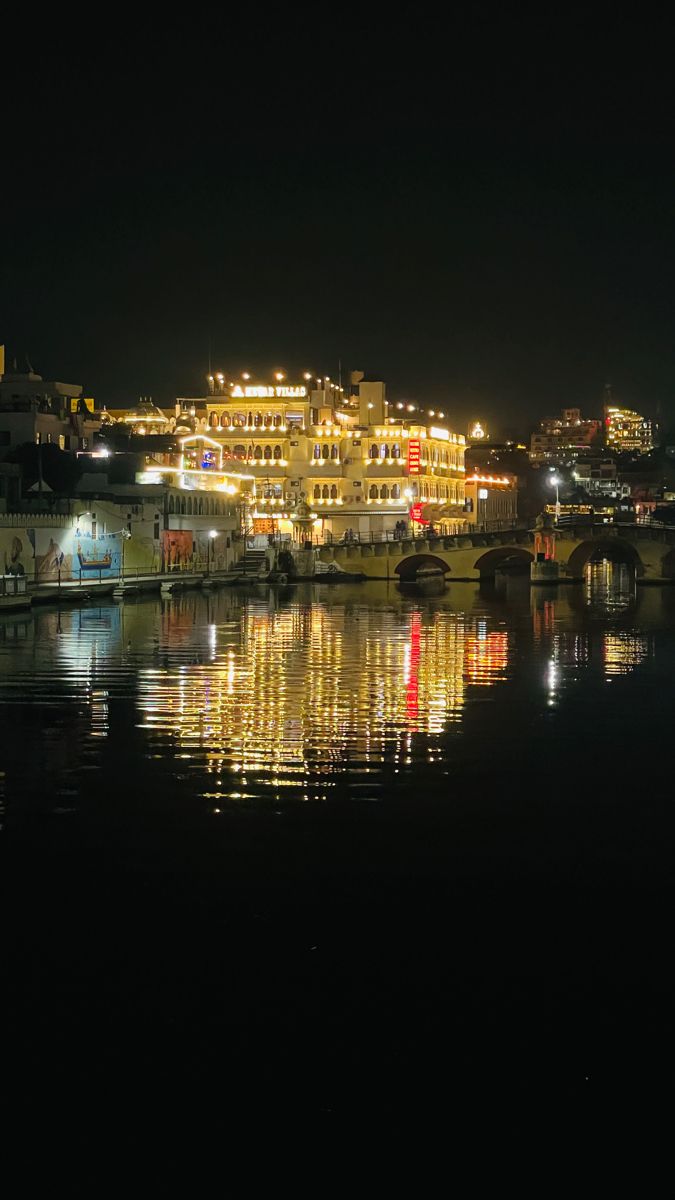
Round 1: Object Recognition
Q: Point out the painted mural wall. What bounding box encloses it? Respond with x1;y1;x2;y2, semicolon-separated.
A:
0;527;127;581
162;530;193;571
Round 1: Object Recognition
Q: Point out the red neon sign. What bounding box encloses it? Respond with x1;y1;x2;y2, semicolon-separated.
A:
407;438;421;474
409;503;428;524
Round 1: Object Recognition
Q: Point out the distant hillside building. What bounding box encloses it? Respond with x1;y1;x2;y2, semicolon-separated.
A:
604;400;653;454
529;407;602;465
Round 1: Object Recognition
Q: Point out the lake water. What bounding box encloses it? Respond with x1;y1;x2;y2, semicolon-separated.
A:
3;565;674;1109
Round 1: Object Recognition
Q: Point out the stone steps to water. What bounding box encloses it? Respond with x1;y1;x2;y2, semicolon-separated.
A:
232;550;267;575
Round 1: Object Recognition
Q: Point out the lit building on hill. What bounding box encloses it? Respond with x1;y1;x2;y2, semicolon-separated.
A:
604;404;653;454
529;407;602;465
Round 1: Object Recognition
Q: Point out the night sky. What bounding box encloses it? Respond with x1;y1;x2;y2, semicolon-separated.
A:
3;27;675;436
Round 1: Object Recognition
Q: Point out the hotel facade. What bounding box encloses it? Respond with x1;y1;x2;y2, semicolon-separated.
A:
113;374;469;541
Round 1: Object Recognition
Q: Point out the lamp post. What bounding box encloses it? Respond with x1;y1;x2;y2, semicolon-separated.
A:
112;527;132;579
208;529;217;576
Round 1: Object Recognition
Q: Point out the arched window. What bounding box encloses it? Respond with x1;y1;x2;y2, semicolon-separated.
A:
381;444;389;458
370;444;379;459
180;497;186;515
198;499;203;515
313;443;321;459
391;443;400;458
264;413;272;427
330;484;338;499
380;484;389;499
322;485;329;498
169;496;175;513
273;414;282;428
330;443;338;459
254;412;262;427
273;445;282;459
187;497;193;515
209;412;218;428
392;484;401;499
313;485;321;499
369;484;378;498
234;444;246;459
254;446;263;460
322;444;329;459
264;445;272;460
247;412;253;427
222;414;231;428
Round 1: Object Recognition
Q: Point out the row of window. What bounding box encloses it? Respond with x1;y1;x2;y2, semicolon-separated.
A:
313;444;340;459
208;412;286;429
35;432;82;450
167;494;231;516
367;485;402;499
214;445;285;461
367;443;463;466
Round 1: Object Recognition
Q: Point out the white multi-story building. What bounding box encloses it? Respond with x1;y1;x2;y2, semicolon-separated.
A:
0;359;100;456
529;407;602;465
113;374;468;540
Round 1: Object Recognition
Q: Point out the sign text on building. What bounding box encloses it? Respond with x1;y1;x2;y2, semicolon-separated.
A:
230;385;307;399
407;439;421;474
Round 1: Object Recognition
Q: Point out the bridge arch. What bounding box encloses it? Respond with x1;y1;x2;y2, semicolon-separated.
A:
473;546;533;577
567;538;644;579
395;553;449;582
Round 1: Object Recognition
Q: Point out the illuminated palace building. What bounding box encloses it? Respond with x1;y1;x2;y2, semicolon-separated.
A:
116;372;467;539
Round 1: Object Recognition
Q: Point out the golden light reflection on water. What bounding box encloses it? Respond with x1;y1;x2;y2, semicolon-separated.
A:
136;598;478;798
603;632;650;676
0;567;663;813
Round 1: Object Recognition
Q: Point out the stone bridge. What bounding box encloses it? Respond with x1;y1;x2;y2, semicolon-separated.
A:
316;522;675;583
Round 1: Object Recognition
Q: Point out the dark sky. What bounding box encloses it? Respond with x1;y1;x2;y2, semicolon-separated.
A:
3;23;675;436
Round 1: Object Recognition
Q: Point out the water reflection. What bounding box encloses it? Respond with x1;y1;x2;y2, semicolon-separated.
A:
584;560;637;614
137;595;472;799
0;564;668;815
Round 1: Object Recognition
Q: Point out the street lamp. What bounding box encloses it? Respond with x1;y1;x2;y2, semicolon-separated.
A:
110;528;131;579
549;474;561;523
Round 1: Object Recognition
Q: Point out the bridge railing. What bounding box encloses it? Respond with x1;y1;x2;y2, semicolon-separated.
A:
291;520;528;549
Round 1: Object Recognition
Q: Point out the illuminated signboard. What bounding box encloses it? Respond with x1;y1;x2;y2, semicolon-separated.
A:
409;503;428;524
429;426;449;441
230;385;307;399
407;439;421;474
